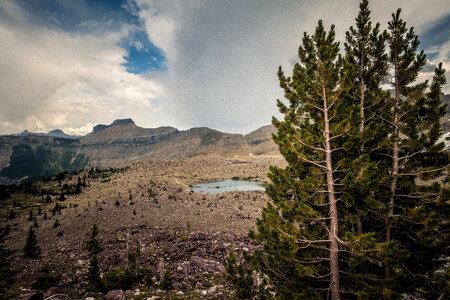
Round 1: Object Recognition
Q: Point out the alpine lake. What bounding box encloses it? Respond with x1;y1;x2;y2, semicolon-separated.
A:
190;179;266;194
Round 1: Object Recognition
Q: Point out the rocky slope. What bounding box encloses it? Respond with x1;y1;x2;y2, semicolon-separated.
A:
2;155;286;299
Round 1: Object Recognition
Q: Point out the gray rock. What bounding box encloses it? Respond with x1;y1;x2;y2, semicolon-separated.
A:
104;290;125;300
189;256;224;273
173;282;182;290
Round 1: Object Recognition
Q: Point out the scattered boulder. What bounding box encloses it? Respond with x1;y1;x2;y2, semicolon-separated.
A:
104;290;125;300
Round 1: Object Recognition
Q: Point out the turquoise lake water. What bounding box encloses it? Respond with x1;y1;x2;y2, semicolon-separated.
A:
191;179;266;194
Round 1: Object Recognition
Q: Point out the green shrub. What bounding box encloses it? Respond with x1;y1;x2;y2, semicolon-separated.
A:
31;266;61;290
101;267;135;291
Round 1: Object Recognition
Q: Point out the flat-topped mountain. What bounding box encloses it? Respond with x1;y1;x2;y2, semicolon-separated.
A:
0;119;277;183
82;119;178;144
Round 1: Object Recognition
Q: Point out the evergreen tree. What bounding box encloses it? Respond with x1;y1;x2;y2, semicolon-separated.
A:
86;224;102;256
59;192;66;202
127;244;141;276
87;255;102;291
86;224;103;291
0;227;15;300
226;2;449;299
242;19;359;299
338;2;391;296
343;0;389;234
225;251;258;299
31;266;61;290
160;271;173;299
23;227;41;258
375;9;450;298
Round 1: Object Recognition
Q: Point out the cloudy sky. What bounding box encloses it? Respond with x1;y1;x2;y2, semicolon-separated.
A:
0;0;449;135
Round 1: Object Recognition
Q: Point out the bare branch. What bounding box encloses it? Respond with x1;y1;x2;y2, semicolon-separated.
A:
399;164;449;176
294;135;326;152
372;112;396;127
297;155;328;170
398;149;424;161
399;107;415;120
277;228;331;244
327;97;339;110
304;100;325;112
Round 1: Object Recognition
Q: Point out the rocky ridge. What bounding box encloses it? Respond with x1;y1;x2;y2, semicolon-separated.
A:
0;119;278;184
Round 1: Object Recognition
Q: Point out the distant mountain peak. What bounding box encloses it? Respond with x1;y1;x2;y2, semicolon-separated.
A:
111;118;135;126
92;119;136;134
48;129;64;134
92;124;108;133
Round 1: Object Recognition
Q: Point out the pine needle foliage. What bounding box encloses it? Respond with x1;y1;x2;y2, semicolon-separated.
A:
226;1;449;299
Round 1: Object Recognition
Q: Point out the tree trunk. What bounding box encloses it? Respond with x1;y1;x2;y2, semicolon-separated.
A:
385;51;400;290
323;86;341;300
357;62;365;235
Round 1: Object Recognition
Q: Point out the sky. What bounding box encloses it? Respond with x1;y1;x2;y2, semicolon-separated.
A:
0;0;449;135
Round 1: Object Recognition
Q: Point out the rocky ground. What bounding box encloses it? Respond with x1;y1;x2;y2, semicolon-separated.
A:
1;154;285;299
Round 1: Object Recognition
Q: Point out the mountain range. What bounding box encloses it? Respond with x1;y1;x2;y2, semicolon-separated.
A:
0;119;277;184
12;129;80;139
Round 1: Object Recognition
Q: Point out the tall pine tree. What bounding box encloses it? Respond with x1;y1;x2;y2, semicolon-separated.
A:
246;20;358;299
343;0;389;235
377;8;450;298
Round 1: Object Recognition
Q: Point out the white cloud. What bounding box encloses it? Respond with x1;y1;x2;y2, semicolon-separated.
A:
63;123;97;136
133;0;450;133
0;0;25;24
0;0;449;135
0;6;165;134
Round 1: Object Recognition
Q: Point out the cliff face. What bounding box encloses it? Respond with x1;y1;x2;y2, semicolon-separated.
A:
0;120;277;183
0;135;85;184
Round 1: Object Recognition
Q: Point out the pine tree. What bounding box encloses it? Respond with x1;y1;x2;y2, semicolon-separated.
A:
245;19;359;299
87;255;102;291
127;244;141;276
0;227;15;300
338;2;391;296
225;2;449;299
59;192;66;202
86;224;103;291
376;9;450;298
343;0;388;234
23;227;41;258
160;271;173;299
86;224;102;256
